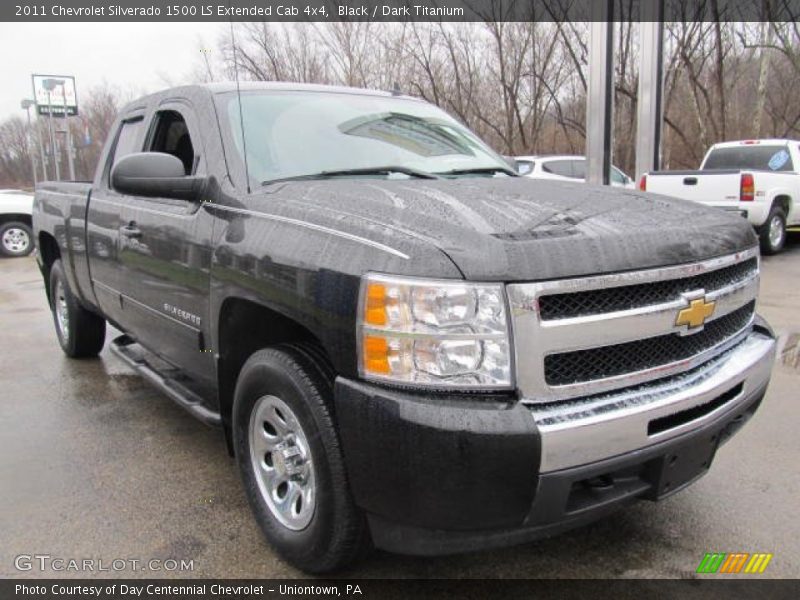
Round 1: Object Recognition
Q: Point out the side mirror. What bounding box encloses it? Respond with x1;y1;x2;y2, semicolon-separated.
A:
111;152;206;202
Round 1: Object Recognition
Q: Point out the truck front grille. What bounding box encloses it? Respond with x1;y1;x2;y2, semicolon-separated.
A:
539;257;757;320
506;248;761;403
544;301;755;385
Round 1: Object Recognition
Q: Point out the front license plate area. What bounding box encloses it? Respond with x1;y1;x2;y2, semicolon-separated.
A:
645;431;720;500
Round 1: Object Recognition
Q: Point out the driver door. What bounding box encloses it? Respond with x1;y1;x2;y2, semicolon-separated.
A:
114;101;215;383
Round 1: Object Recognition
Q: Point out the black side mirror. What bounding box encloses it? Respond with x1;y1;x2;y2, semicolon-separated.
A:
111;152;206;202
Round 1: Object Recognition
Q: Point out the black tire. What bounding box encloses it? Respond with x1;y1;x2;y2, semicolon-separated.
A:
232;345;367;573
49;259;106;358
759;206;787;255
0;221;34;257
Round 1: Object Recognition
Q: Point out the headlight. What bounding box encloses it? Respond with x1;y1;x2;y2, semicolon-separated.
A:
357;273;513;389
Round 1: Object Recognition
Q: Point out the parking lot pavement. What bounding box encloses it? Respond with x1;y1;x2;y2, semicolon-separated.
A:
1;238;798;580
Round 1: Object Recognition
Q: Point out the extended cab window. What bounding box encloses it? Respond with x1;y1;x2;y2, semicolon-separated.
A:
148;110;195;175
703;145;794;172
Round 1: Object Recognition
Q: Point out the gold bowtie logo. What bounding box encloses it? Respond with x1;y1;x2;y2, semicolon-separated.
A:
676;297;716;329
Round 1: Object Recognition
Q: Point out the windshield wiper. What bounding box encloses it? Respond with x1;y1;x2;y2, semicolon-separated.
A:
435;166;519;177
262;166;440;186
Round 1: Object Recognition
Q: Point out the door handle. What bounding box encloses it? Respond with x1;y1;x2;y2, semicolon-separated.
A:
683;177;698;185
120;223;142;238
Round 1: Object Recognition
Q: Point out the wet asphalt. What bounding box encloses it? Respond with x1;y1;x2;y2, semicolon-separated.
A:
0;238;798;580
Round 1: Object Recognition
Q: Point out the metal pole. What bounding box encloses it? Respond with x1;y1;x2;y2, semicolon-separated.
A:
46;90;60;181
635;0;665;180
35;110;48;181
24;106;38;187
62;83;76;180
586;0;615;185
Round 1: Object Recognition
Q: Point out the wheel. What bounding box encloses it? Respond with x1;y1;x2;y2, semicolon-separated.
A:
49;259;106;358
0;221;34;257
759;206;787;255
232;345;367;573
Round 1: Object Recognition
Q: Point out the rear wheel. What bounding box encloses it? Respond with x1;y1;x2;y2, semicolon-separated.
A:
0;221;33;257
49;259;106;357
232;345;367;573
759;206;786;255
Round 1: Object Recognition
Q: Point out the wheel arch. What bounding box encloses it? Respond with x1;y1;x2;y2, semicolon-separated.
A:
37;231;61;304
215;296;334;454
772;194;792;218
0;213;32;227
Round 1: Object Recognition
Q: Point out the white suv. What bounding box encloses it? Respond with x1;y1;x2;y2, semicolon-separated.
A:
515;155;635;188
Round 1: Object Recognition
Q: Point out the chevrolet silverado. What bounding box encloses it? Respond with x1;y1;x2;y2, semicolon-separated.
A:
32;83;775;572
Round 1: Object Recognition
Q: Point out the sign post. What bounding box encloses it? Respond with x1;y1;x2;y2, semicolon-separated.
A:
32;74;78;181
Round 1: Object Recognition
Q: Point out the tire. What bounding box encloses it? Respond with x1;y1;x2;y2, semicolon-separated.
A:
0;221;34;257
759;206;787;255
49;259;106;358
232;345;367;573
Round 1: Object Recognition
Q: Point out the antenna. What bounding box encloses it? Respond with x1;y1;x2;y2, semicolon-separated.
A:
228;16;251;193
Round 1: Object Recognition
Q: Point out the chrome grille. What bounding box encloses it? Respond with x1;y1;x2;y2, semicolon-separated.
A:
538;257;757;320
507;248;760;403
544;301;755;385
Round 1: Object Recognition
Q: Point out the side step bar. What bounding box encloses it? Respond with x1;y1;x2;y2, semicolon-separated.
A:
110;335;222;427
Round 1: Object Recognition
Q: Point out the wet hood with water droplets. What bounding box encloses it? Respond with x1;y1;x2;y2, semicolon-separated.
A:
252;177;757;281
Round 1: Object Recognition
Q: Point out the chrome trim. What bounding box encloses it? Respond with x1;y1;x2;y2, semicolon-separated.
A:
531;331;775;472
507;249;760;402
522;247;759;298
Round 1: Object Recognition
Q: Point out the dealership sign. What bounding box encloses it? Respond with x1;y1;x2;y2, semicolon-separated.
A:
31;74;78;116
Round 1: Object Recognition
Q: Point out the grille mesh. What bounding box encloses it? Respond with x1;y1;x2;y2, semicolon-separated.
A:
544;301;755;386
538;258;757;321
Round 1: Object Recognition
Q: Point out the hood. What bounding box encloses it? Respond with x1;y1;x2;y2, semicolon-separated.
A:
248;177;757;282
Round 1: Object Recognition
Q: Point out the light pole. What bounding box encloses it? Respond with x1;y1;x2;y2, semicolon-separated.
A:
42;78;64;181
59;82;76;180
20;99;39;187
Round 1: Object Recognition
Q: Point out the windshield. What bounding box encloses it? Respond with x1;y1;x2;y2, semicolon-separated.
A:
703;145;793;172
219;91;511;184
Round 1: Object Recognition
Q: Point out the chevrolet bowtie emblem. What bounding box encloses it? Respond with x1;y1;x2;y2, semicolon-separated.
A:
676;296;716;330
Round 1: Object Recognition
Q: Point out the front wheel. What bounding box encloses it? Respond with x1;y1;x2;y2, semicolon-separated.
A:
0;221;34;257
49;259;106;357
759;206;787;255
232;345;367;573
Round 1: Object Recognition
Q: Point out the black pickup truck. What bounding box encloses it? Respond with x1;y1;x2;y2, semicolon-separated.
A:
33;82;776;573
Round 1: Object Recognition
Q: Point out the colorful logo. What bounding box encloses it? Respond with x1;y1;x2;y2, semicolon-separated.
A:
696;552;773;574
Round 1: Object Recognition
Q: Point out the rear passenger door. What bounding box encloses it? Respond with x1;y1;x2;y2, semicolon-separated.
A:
114;101;215;383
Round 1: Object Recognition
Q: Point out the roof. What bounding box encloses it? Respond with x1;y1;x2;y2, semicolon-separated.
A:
200;81;412;98
119;81;421;115
514;154;586;161
710;139;799;148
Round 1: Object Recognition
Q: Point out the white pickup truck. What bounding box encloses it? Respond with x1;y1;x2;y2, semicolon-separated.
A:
0;189;34;257
641;139;800;254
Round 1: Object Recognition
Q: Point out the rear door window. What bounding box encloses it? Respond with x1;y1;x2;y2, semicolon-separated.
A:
571;160;586;180
703;145;793;171
542;159;576;178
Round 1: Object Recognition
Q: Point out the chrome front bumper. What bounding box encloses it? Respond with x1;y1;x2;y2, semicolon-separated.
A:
529;330;775;472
